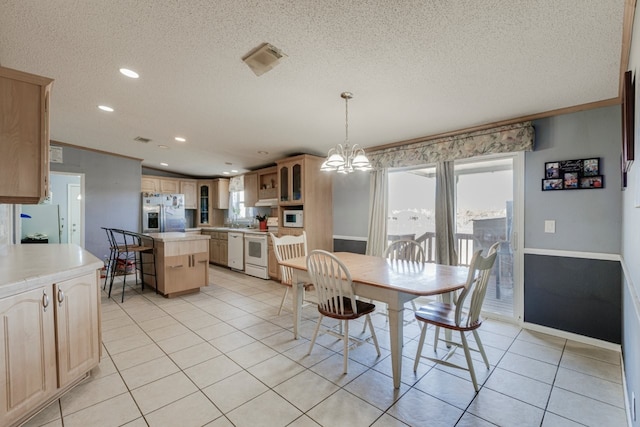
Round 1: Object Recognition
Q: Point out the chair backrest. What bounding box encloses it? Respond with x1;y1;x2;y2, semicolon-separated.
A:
455;242;500;328
384;239;426;263
270;231;307;285
306;250;358;316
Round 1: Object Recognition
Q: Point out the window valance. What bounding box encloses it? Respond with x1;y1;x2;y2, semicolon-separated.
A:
229;175;244;192
367;121;534;169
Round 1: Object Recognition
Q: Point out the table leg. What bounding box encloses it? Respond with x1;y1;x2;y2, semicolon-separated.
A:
291;271;303;339
387;304;404;389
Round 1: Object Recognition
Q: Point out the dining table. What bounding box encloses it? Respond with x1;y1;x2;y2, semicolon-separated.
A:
279;251;470;389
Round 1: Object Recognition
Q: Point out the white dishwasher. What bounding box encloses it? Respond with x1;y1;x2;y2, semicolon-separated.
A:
227;232;244;271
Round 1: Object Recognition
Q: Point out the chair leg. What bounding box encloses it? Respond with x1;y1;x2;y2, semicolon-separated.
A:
433;325;440;351
342;320;349;374
414;320;428;372
278;287;289;315
460;331;479;392
472;329;490;369
308;314;323;355
365;314;381;356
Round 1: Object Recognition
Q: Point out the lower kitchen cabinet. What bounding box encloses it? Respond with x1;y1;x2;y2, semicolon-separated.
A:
205;230;228;266
0;271;100;427
268;238;280;280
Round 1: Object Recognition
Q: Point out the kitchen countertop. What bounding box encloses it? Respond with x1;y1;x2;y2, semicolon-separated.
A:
142;232;211;242
200;227;271;235
0;244;103;298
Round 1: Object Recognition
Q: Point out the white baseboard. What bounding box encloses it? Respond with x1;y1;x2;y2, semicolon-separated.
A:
521;322;621;353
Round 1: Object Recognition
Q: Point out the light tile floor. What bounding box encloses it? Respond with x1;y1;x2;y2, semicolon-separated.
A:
22;265;628;427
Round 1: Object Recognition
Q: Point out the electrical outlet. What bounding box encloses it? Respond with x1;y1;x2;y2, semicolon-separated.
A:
544;220;556;233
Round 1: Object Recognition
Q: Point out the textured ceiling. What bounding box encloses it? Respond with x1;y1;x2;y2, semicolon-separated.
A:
0;1;629;177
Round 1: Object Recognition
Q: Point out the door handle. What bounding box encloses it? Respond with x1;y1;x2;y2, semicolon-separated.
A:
57;289;65;307
42;289;50;312
169;264;183;268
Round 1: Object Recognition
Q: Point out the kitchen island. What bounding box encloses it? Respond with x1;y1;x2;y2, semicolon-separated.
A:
0;244;102;427
141;232;211;298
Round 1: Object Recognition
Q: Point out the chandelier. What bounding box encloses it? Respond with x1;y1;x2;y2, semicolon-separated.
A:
321;92;372;174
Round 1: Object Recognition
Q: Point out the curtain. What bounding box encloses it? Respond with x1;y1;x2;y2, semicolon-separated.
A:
365;168;388;256
229;175;244;192
435;161;457;266
368;121;533;169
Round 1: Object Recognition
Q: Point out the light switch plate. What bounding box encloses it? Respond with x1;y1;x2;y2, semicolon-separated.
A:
544;220;556;233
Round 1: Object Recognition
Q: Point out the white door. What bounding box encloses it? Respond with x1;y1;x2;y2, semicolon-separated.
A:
67;184;81;245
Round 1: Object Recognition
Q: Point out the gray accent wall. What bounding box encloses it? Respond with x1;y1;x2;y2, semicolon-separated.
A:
332;172;370;239
50;144;141;260
526;107;622;253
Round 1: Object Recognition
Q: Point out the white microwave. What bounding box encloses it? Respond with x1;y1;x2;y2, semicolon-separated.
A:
283;210;303;228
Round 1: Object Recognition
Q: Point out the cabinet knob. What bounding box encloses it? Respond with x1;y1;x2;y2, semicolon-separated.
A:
57;289;65;306
42;289;49;311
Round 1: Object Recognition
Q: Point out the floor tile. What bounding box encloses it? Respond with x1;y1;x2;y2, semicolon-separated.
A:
110;342;165;371
564;340;621;365
169;341;222;369
484;367;552;409
247;353;307;387
413;368;478;410
209;330;255;353
498;351;558;384
546;385;627;426
467;387;544;427
62;393;141;427
226;390;302;427
273;369;341;412
386;387;463;427
156;330;205;353
184;354;243;388
344;368;409;411
306;389;383;427
120;355;180;390
559;351;622;383
60;372;128;415
130;371;199;414
144;391;222;427
202;370;269;413
508;338;563;365
226;340;279;368
554;366;624;408
20;400;61;426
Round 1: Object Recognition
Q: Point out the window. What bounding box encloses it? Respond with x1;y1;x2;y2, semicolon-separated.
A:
230;191;248;219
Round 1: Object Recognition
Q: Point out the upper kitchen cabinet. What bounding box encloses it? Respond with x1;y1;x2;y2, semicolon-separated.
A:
244;172;258;207
0;66;53;204
197;180;213;226
159;179;179;194
258;167;278;201
278;157;304;205
179;179;197;209
212;178;229;209
141;176;160;193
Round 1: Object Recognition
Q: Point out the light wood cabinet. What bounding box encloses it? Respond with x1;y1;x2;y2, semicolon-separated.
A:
142;236;209;297
212;178;230;209
204;230;229;266
276;154;333;252
180;179;197;209
268;237;280;280
244;172;258;207
0;66;54;204
197;180;212;226
141;176;160;192
258;167;278;201
0;271;100;427
160;179;179;194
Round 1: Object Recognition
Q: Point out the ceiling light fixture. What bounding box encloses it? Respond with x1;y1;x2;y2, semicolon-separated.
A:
160;162;168;167
174;137;186;142
222;171;230;175
98;105;114;112
321;92;371;174
119;68;139;79
158;144;169;149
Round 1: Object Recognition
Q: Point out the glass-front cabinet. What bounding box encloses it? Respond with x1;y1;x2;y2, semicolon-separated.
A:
197;181;212;226
278;158;304;205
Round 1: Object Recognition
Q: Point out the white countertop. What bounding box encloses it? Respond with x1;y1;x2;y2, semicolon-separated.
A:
200;227;270;235
142;232;211;242
0;244;103;298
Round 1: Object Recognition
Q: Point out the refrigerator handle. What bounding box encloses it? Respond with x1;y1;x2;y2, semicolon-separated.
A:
159;204;165;233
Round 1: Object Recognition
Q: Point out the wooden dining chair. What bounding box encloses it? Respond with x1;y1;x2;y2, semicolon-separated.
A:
366;239;426;331
413;242;499;391
306;250;381;374
270;231;313;315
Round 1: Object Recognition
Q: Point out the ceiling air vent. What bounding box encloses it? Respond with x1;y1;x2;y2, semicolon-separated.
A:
134;136;151;143
242;43;286;76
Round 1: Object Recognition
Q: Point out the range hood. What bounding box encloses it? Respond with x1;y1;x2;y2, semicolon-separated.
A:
255;198;278;207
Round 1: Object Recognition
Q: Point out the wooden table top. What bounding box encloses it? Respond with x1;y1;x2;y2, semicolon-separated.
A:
280;252;469;296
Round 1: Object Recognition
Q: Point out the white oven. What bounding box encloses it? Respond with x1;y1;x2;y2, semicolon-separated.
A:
244;232;269;279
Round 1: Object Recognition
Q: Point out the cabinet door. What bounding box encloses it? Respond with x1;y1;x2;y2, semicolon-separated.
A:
220;238;228;266
165;254;190;293
141;176;160;193
244;173;258;207
160;179;179;194
197;181;212;226
180;180;197;209
0;67;53;204
55;272;100;388
212;179;230;209
190;252;209;287
268;240;280;280
0;286;57;426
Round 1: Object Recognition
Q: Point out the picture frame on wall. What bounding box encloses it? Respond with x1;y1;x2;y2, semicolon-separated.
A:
580;175;603;189
583;158;599;176
563;172;579;189
542;178;563;191
545;162;560;178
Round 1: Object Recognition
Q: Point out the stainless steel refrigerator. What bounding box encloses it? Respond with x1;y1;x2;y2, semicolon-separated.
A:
141;193;186;233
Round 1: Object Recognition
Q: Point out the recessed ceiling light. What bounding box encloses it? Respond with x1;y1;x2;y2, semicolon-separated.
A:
257;151;269;155
98;105;114;112
160;162;169;167
222;171;230;175
174;137;186;142
119;68;139;79
158;144;169;149
231;169;238;173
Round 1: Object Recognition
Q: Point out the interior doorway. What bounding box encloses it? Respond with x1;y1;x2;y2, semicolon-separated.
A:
19;172;85;247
